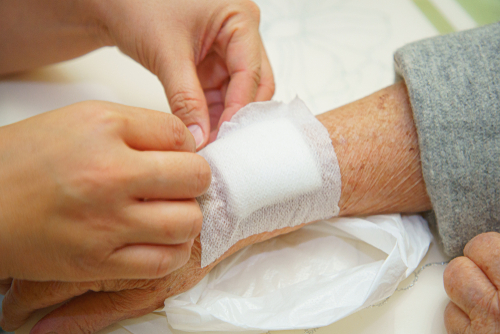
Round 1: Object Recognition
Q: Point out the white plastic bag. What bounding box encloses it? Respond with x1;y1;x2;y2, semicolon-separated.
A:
116;214;431;334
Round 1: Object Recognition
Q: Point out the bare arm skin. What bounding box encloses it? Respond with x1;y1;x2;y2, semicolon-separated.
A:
0;82;432;333
0;1;105;75
320;80;430;216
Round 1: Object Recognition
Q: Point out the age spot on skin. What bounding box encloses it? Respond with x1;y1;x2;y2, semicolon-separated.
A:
377;93;389;109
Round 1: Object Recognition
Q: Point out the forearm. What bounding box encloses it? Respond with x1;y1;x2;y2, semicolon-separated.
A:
176;81;432;290
322;80;431;216
0;82;434;333
0;0;106;75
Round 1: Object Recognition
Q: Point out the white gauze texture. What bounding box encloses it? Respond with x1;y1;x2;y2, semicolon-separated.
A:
198;98;341;267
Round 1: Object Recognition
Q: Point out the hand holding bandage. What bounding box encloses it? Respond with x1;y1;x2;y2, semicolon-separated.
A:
0;101;210;283
0;0;274;148
1;82;433;334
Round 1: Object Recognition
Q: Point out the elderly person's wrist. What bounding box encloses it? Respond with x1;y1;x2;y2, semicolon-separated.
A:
166;81;435;300
318;81;431;216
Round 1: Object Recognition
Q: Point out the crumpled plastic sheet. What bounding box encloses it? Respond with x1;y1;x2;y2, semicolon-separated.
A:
116;214;432;334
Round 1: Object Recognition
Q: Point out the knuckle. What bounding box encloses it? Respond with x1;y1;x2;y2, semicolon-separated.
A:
190;155;212;195
154;244;192;278
164;114;188;149
63;161;130;204
97;110;126;132
187;201;204;240
243;0;261;21
443;257;469;292
71;241;112;275
177;243;193;267
76;100;123;127
465;232;500;257
248;66;262;85
471;292;500;323
62;104;131;197
163;200;202;243
153;253;174;278
169;90;204;119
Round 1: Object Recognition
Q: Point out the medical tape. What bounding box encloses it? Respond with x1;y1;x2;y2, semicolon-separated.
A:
197;98;341;267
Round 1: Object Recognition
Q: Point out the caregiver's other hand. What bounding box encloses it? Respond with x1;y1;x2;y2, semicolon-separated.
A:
92;0;274;147
0;101;210;282
444;232;500;334
0;0;275;148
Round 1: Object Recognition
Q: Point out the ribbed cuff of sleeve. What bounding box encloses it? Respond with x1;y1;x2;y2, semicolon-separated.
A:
394;22;500;257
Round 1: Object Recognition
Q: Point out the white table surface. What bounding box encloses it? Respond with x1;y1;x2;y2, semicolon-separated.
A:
3;0;475;333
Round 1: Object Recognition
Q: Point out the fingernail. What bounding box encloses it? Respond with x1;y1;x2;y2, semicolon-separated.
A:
187;124;204;149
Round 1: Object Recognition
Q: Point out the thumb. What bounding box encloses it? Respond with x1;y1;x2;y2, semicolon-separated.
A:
159;49;209;150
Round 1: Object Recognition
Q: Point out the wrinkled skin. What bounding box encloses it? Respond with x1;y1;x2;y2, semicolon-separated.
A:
444;232;500;334
0;224;307;333
4;229;498;334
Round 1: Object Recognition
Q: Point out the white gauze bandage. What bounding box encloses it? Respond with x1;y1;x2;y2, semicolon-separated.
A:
197;98;341;267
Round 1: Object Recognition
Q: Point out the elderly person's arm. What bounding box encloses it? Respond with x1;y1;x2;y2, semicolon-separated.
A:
0;81;434;333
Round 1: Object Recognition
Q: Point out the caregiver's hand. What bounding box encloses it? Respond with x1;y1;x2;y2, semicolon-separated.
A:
92;0;274;147
444;232;500;334
0;0;275;148
0;101;210;282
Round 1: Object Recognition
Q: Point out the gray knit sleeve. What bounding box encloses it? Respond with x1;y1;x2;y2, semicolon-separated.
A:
394;22;500;257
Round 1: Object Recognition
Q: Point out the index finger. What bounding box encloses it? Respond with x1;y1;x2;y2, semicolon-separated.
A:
215;18;263;127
